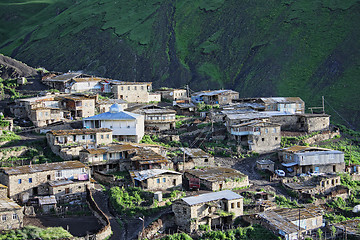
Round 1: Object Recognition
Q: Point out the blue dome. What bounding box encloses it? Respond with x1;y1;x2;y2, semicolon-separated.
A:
109;103;122;113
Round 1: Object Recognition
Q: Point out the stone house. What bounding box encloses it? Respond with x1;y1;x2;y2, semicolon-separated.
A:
30;107;64;127
79;143;138;173
129;169;182;190
235;97;305;114
42;72;88;92
111;81;161;103
230;121;281;153
129;147;171;170
279;146;345;175
46;128;112;160
175;148;215;171
296;114;330;132
135;107;177;131
96;98;128;114
281;174;347;200
0;161;91;203
0;184;23;230
191;90;239;105
83;103;144;143
256;159;275;172
184;167;249;191
67;77;106;93
172;190;243;232
57;95;96;119
258;207;323;240
155;88;188;101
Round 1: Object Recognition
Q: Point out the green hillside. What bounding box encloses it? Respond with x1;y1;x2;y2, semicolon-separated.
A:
1;0;360;128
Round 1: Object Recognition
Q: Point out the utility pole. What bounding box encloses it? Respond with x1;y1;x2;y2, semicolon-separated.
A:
298;208;301;239
322;96;325;113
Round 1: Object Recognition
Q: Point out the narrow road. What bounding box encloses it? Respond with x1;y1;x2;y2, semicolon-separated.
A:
91;187;125;240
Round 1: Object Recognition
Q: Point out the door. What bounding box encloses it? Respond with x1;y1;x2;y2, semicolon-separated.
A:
33;187;38;195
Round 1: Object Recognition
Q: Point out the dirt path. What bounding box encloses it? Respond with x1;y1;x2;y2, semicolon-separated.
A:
91;186;125;240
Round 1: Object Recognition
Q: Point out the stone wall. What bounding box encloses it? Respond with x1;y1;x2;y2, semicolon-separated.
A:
303;131;340;145
0;147;27;161
85;187;112;240
145;174;182;191
0;206;24;230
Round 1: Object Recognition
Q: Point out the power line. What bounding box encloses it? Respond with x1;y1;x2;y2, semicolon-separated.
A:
323;98;356;130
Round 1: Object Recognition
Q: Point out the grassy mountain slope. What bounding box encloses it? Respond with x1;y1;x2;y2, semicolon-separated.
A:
0;0;360;128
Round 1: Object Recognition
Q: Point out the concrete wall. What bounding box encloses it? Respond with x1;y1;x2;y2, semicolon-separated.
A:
246;126;281;153
49;181;89;200
112;84;151;103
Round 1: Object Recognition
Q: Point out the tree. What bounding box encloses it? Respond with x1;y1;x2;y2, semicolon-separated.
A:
317;228;323;240
331;225;336;239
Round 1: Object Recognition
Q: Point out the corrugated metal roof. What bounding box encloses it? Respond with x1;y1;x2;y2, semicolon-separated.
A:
80;144;138;154
193;90;238;97
181;190;242;206
130;169;181;181
48;180;74;187
83;110;141;120
260;97;304;104
48;73;82;81
1;161;86;175
36;195;57;205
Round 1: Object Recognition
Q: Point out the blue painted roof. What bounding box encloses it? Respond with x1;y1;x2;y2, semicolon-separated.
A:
83;110;141;120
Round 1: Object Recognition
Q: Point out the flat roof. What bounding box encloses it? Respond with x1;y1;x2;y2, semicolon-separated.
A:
97;99;128;105
256;159;274;165
0;198;22;211
192;90;238;97
282;145;341;153
181;148;213;159
1;161;86;175
185;167;247;183
35;195;57;205
130;169;181;181
47;72;82;82
49;128;112;136
231;120;280;128
181;190;242;206
260;97;304;104
110;80;152;85
141;109;176;114
80;144;137;154
48;180;74;187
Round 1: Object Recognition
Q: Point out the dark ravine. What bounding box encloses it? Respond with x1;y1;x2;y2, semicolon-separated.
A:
0;0;360;128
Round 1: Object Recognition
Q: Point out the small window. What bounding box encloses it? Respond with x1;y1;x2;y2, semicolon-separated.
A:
107;134;110;139
237;202;240;208
1;215;6;221
101;135;104;139
163;178;166;183
12;214;17;220
47;175;51;180
95;154;98;158
134;86;137;90
262;138;265;142
157;179;160;183
204;159;209;163
333;165;336;172
231;203;235;208
265;129;268;133
29;178;32;183
78;186;82;189
273;128;277;133
82;136;85;140
18;179;21;184
128;86;130;90
109;153;112;158
121;86;124;90
275;137;278;140
141;86;144;90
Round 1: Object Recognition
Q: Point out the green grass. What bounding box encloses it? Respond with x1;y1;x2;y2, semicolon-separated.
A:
0;226;72;240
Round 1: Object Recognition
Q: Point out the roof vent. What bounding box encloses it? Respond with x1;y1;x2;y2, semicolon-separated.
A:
109;103;122;113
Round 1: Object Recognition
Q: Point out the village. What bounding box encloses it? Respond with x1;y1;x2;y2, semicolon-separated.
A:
0;71;359;240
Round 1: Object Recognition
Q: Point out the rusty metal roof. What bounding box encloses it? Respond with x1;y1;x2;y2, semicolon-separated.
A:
0;161;86;175
49;128;112;136
185;167;247;183
259;207;322;235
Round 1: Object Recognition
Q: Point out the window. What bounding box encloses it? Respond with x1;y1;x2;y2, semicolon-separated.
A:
265;129;268;133
95;154;98;158
107;134;109;139
12;214;17;220
101;135;104;139
128;86;130;90
56;171;62;178
90;135;93;139
109;153;112;158
273;128;277;133
47;175;51;180
1;215;6;221
275;137;278;140
157;179;160;183
231;203;234;208
18;179;21;184
82;135;85;140
121;86;124;90
237;202;240;208
333;165;336;172
163;178;166;183
204;159;209;163
262;138;265;142
29;178;32;183
134;86;137;90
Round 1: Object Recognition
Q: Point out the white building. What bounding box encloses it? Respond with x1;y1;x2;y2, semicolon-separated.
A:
83;104;144;143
